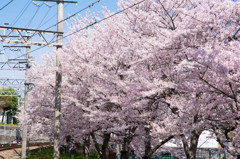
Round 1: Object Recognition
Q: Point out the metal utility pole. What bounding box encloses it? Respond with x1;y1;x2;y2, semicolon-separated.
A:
21;38;31;159
0;45;29;70
0;45;31;106
0;41;33;159
0;28;60;158
0;26;62;46
0;78;25;96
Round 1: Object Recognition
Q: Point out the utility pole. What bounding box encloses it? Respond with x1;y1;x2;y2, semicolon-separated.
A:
32;1;76;158
0;26;62;46
54;1;63;158
0;26;62;159
0;42;33;159
21;38;31;159
0;1;76;158
0;45;29;70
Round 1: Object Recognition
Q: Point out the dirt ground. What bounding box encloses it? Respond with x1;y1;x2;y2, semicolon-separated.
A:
0;146;45;159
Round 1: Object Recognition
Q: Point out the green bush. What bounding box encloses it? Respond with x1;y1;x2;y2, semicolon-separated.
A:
0;122;17;126
88;151;100;159
26;148;100;159
26;148;53;159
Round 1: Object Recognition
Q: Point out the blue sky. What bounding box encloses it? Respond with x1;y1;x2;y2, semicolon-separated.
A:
0;0;118;89
0;0;118;29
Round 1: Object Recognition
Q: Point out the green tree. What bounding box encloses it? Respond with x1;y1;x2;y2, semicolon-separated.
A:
0;88;19;124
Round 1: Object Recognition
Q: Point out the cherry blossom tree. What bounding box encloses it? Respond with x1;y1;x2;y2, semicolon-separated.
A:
18;0;240;159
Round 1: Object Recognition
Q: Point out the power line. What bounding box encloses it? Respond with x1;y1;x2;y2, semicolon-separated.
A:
66;0;147;38
1;0;100;54
11;0;32;26
1;0;32;53
0;0;13;11
37;4;56;29
8;0;147;60
0;2;57;55
37;8;52;28
37;3;67;29
44;0;100;31
0;0;100;53
25;3;43;28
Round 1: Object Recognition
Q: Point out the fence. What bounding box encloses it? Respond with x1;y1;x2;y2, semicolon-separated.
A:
117;149;226;159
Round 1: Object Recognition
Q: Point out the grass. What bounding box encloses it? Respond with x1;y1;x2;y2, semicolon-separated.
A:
26;148;100;159
0;122;17;126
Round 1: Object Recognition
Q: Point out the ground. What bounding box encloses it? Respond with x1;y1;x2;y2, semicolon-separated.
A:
0;146;47;159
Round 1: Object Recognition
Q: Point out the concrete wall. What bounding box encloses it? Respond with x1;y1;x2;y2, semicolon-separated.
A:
0;125;18;144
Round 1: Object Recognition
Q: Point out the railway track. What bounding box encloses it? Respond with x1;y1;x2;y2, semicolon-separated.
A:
0;142;50;151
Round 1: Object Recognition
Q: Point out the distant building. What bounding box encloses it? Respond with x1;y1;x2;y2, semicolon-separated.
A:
162;131;224;159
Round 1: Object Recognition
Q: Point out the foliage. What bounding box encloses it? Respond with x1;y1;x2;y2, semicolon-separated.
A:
0;122;18;126
19;0;240;159
0;87;19;124
26;148;100;159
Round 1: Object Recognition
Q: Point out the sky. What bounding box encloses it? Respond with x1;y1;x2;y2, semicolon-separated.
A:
0;0;118;28
0;0;119;95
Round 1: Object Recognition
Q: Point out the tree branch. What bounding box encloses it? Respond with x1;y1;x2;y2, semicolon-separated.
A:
90;132;102;156
199;76;234;100
150;135;174;155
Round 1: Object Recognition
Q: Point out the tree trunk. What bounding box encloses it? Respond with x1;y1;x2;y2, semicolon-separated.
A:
182;130;201;159
102;133;111;159
150;136;174;158
143;127;152;159
83;135;90;157
1;109;5;123
91;132;102;157
121;127;137;159
121;150;128;159
121;137;130;159
143;156;151;159
189;130;201;159
7;114;11;124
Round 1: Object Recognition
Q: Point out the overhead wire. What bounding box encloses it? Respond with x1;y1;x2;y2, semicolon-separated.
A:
37;4;57;29
0;1;50;56
44;0;100;31
0;0;32;56
11;0;32;26
25;3;43;28
0;0;99;54
8;0;147;60
0;1;31;83
37;3;68;29
64;0;147;39
0;0;13;11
